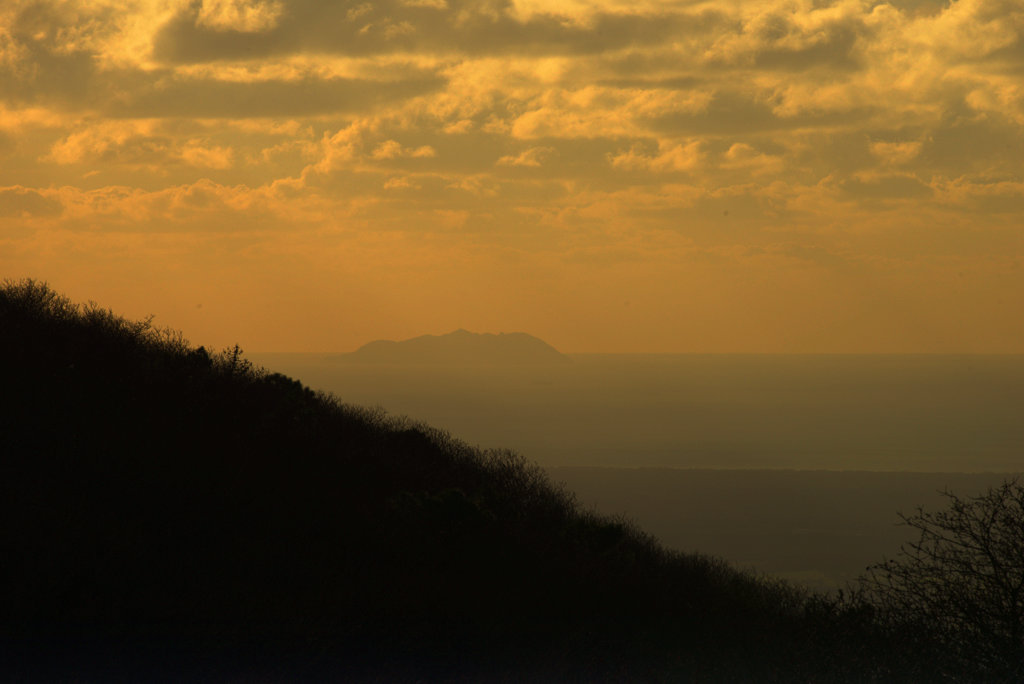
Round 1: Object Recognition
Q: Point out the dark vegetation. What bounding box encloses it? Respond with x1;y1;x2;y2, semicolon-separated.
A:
858;479;1024;681
0;278;1014;681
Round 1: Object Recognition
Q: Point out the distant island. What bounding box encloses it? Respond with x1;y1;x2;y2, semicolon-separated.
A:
340;328;569;365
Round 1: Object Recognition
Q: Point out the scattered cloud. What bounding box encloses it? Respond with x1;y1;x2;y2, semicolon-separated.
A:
497;146;553;167
179;141;234;169
372;140;436;159
3;0;1024;351
720;142;784;175
196;0;285;33
869;140;922;166
609;140;702;173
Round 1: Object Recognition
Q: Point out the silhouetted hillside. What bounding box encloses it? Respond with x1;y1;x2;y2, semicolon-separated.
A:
343;328;569;365
0;280;960;682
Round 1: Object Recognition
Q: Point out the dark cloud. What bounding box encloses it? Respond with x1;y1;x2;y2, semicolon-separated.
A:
151;6;296;63
839;174;933;199
698;11;869;72
0;36;98;109
920;115;1024;176
151;0;696;63
110;73;446;118
1;45;442;117
987;24;1024;66
746;22;864;72
648;91;874;135
596;76;705;90
0;131;15;156
0;2;132;109
789;131;878;176
0;3;444;117
0;187;62;217
884;0;952;15
593;37;719;81
1;6;153;112
973;190;1024;214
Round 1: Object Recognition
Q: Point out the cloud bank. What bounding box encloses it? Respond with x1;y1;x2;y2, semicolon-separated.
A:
1;0;1022;351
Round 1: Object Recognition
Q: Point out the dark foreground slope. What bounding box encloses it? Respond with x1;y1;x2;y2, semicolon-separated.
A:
0;280;939;682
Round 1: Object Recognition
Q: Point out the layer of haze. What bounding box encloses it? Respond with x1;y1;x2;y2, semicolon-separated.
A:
248;350;1024;588
249;351;1024;472
3;0;1024;352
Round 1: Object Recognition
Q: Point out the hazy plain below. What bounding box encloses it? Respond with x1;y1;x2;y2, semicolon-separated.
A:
249;353;1024;588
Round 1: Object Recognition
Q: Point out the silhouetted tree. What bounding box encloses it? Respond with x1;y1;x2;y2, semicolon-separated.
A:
860;477;1024;680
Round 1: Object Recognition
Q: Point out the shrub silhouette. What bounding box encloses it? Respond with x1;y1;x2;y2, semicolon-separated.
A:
858;477;1024;680
0;278;964;681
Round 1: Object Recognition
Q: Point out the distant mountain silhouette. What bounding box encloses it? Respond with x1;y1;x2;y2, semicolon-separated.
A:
343;329;569;364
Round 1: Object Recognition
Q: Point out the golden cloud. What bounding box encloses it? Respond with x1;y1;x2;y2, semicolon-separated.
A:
2;0;1023;351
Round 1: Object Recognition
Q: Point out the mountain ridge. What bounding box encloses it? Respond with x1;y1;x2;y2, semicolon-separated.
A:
343;328;569;364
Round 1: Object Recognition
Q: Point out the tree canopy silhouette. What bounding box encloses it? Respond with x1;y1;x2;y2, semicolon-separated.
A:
859;477;1024;680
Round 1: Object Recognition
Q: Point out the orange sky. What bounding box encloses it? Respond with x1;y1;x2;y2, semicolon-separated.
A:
1;0;1022;352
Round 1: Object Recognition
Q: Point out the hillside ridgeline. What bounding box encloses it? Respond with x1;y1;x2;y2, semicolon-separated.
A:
0;279;953;682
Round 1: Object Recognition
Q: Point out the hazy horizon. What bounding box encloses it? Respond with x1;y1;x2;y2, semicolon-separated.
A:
250;325;1024;355
255;342;1024;355
248;347;1024;587
248;351;1024;473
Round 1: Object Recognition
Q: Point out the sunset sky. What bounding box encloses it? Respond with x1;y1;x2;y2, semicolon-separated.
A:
2;0;1022;352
